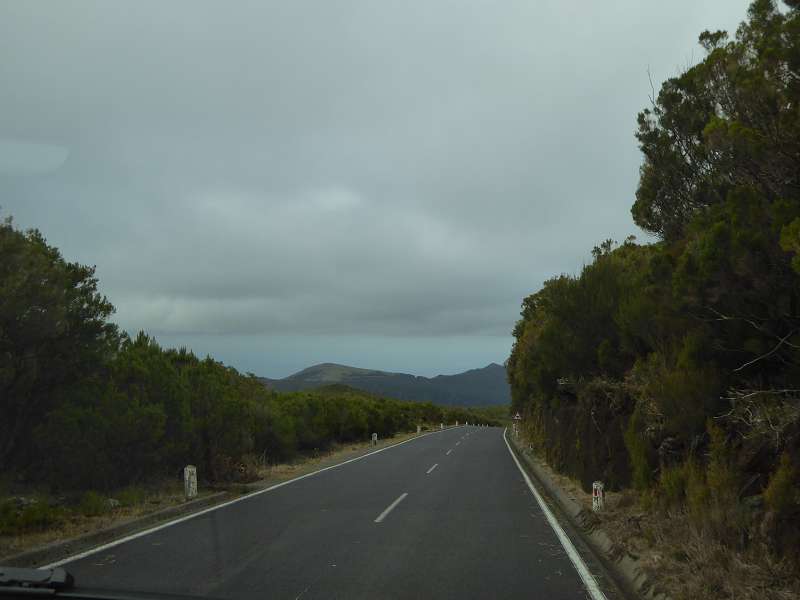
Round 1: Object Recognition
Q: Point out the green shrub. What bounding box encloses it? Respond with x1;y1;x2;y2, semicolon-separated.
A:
17;502;63;532
0;500;17;535
659;463;689;510
0;499;63;534
706;421;739;507
683;425;747;544
117;486;146;507
686;461;710;529
624;408;652;490
764;453;797;517
649;366;723;438
79;491;108;517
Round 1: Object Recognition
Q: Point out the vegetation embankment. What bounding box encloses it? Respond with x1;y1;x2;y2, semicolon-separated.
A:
0;216;501;546
507;2;800;597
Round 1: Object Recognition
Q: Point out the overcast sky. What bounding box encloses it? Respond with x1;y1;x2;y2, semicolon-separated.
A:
0;1;752;377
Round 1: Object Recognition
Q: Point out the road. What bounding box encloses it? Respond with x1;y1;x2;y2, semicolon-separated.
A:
52;427;618;600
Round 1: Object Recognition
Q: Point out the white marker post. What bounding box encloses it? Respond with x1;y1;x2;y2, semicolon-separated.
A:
592;481;605;512
440;423;444;430
456;420;459;427
183;465;197;500
371;433;378;446
512;412;522;438
417;425;421;434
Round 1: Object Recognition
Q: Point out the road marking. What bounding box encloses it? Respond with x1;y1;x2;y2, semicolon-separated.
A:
374;493;408;523
42;428;455;569
426;463;438;474
455;441;461;446
446;449;452;455
503;428;607;600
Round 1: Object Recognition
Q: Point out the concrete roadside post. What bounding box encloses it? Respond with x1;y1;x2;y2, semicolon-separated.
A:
592;481;605;512
440;423;444;430
456;420;459;426
183;465;197;501
371;433;378;446
417;425;421;434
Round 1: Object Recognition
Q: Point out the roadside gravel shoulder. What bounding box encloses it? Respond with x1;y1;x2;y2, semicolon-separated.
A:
507;433;668;600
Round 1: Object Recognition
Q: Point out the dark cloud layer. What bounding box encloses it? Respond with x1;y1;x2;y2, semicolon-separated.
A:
0;1;751;376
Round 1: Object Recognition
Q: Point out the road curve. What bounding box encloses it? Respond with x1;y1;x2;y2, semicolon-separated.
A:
54;426;617;599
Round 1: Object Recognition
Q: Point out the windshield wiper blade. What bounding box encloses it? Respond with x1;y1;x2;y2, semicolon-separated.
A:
0;567;74;596
0;567;224;600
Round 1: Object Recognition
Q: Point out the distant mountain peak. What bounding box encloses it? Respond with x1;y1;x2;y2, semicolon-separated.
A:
262;361;509;406
285;362;388;382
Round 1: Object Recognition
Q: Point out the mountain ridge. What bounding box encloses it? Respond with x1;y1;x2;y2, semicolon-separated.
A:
259;362;509;406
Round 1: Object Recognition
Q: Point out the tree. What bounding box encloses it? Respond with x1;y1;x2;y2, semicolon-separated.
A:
632;1;800;241
0;217;119;467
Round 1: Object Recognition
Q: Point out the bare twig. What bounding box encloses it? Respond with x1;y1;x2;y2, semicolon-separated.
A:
733;329;798;372
704;307;800;350
722;389;800;401
647;66;657;108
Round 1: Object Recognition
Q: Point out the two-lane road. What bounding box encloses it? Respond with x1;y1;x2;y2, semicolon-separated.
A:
51;427;617;599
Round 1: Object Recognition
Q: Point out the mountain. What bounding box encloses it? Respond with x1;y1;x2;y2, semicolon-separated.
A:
259;362;510;406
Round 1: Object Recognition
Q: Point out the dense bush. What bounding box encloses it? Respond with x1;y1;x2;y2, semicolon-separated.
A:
508;0;800;564
20;332;499;490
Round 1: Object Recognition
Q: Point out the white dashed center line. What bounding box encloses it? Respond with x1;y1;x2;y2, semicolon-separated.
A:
426;463;438;474
374;493;409;523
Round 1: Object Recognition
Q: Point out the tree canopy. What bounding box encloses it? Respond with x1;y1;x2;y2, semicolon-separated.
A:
509;0;800;564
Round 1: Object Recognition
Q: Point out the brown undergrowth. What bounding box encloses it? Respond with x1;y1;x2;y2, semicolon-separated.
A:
522;444;800;599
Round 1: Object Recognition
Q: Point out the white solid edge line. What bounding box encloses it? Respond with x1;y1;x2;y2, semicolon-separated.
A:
41;428;454;569
373;492;408;523
502;428;607;600
426;463;438;474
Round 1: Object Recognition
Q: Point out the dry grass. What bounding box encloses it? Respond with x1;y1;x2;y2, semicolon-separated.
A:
253;430;420;482
0;481;203;560
520;447;800;600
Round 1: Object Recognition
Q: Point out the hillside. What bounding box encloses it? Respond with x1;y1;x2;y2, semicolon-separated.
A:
259;362;510;406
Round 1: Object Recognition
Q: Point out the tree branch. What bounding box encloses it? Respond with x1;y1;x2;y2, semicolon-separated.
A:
733;329;798;372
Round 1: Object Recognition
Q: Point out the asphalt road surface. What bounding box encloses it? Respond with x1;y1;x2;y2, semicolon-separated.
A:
51;427;620;600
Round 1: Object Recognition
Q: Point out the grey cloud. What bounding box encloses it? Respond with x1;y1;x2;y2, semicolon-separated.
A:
0;0;752;375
